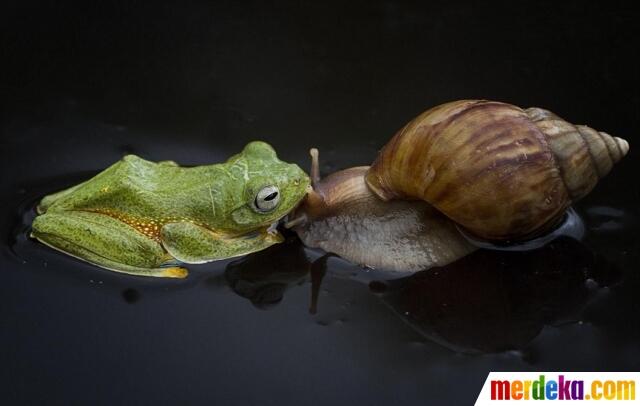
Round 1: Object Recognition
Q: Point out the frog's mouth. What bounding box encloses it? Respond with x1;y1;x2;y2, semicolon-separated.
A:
238;218;284;243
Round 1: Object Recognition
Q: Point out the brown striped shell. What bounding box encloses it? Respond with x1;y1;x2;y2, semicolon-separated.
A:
365;100;629;240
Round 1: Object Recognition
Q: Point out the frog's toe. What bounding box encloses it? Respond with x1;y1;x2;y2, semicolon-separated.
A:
160;267;188;278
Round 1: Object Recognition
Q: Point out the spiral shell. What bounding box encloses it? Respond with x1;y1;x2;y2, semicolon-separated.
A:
365;100;629;240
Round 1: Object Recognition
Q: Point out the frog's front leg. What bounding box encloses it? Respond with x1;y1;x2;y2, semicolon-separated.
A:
31;211;187;278
160;222;284;263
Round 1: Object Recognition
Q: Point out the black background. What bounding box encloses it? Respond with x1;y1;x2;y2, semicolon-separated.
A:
1;1;639;405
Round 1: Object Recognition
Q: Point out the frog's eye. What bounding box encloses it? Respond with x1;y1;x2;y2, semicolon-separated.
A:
254;185;280;213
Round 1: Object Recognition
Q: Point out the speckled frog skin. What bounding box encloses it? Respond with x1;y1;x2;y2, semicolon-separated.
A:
31;141;310;278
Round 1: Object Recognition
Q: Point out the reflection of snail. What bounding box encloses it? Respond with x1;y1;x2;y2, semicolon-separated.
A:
288;100;629;271
300;237;618;353
379;237;616;353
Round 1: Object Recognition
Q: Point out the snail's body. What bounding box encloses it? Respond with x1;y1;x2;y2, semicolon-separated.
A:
291;100;629;272
292;166;475;272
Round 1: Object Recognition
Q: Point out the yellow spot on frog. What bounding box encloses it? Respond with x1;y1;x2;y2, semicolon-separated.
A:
89;209;203;243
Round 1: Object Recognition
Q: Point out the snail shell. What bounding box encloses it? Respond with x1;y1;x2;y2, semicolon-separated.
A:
365;100;629;240
289;159;475;272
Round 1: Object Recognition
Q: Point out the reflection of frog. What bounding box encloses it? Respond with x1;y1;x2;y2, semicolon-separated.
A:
31;142;310;278
222;238;310;309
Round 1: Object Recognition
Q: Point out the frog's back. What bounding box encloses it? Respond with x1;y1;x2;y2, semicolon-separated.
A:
40;155;222;219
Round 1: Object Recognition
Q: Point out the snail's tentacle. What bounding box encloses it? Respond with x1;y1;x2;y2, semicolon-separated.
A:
310;148;320;187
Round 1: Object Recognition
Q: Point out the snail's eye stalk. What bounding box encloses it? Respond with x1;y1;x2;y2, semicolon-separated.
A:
310;148;320;188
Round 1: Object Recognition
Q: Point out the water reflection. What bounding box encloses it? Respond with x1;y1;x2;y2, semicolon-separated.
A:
221;238;310;309
379;237;619;353
222;235;619;354
584;205;637;233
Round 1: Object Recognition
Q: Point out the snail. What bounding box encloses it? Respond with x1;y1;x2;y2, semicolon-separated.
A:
287;100;629;271
286;150;476;272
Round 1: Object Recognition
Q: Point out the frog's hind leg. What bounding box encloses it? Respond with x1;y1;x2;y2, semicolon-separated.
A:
31;211;187;278
37;182;89;214
37;159;129;214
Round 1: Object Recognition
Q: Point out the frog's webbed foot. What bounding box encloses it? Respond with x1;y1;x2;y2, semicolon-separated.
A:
160;222;283;264
31;211;187;278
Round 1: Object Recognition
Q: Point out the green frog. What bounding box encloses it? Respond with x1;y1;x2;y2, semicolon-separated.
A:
31;141;310;278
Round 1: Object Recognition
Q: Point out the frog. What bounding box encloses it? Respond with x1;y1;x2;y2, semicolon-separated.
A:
30;141;310;278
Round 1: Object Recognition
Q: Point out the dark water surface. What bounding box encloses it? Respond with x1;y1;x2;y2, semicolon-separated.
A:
1;1;639;405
